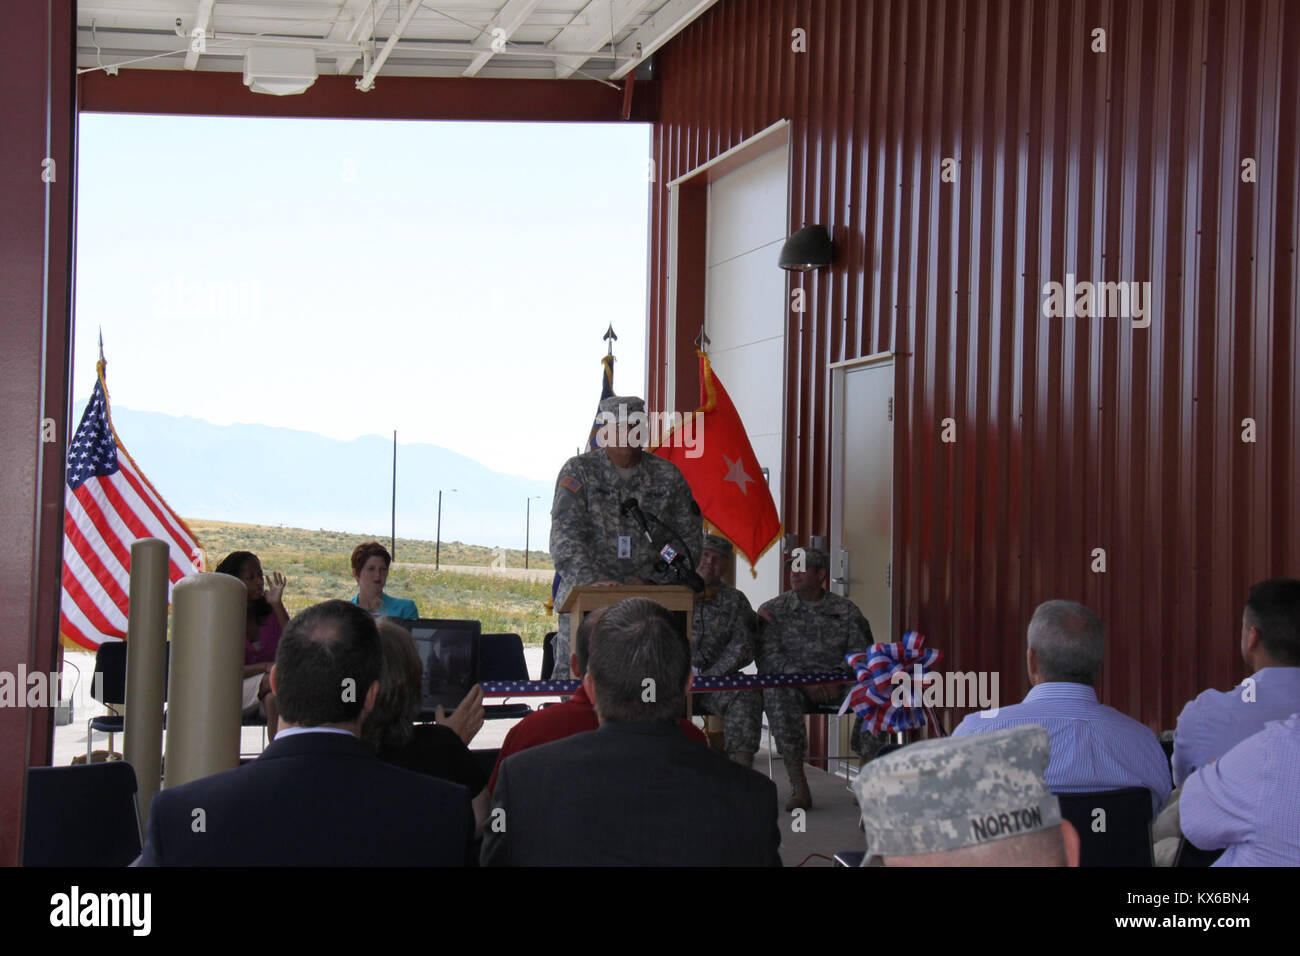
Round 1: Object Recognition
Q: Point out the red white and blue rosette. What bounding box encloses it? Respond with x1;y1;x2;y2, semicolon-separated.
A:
840;630;943;734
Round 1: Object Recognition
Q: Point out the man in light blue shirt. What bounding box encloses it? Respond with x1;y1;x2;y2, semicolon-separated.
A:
1181;713;1300;866
952;599;1172;816
1172;578;1300;786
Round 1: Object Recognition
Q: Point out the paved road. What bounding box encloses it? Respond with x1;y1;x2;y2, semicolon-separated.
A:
393;562;554;583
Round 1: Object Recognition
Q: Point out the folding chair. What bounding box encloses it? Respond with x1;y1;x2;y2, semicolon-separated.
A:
480;633;533;720
23;762;142;866
540;631;556;681
1055;787;1154;867
1174;836;1224;867
86;640;128;759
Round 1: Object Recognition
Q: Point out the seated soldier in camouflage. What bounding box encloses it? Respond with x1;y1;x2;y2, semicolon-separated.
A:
757;547;872;811
691;533;763;766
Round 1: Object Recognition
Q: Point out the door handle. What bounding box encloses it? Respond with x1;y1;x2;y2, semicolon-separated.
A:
832;550;849;596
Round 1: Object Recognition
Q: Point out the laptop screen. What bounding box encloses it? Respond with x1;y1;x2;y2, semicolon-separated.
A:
397;618;480;715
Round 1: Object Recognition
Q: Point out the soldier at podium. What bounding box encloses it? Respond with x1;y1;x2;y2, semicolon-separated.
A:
692;533;763;766
548;395;703;679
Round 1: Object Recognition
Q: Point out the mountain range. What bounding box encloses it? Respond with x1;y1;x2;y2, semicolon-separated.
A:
103;407;555;552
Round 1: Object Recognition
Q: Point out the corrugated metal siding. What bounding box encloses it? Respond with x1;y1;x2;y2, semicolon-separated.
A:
646;0;1300;730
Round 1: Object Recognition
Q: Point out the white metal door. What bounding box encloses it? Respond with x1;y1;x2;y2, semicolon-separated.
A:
830;357;894;642
703;146;788;608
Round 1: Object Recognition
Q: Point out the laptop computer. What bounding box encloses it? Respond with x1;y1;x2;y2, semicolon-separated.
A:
395;618;480;717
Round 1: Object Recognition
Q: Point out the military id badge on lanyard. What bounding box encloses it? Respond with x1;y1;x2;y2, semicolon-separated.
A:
617;535;632;559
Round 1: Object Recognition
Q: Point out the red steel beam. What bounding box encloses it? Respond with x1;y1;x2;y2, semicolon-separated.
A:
0;0;77;867
80;69;658;124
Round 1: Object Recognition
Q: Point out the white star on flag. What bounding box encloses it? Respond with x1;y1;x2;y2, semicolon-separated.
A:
723;455;754;495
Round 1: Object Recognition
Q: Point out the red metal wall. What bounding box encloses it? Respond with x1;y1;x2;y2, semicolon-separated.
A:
0;0;76;865
647;0;1300;730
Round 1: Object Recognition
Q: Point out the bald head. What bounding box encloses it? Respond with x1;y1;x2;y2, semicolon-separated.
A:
274;600;381;726
1027;600;1104;685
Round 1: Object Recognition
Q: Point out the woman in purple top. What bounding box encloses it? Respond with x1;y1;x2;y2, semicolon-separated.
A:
215;551;289;737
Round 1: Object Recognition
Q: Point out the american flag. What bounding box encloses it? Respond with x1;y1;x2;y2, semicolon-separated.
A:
60;361;204;649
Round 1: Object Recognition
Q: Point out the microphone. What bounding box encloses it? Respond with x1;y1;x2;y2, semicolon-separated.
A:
659;543;706;593
621;497;655;544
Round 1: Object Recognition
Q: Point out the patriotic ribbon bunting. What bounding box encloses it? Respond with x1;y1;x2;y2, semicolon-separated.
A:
842;631;943;734
481;672;853;698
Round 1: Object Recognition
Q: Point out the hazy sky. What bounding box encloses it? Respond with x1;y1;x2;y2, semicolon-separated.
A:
73;113;650;484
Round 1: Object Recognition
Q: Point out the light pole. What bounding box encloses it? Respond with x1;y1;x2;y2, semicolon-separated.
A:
436;488;457;571
525;495;541;569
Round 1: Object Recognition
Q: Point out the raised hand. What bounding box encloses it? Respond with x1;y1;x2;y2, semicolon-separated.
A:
265;571;287;606
435;683;485;745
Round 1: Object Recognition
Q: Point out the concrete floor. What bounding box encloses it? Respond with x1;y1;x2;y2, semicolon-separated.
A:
52;647;868;867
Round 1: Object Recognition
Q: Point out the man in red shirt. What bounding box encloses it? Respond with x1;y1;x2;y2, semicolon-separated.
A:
488;606;707;792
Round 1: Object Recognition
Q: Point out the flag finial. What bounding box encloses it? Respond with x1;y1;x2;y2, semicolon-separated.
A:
604;324;617;356
694;328;711;352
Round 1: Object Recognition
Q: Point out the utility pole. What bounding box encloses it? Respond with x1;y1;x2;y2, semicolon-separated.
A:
436;488;457;570
525;495;541;569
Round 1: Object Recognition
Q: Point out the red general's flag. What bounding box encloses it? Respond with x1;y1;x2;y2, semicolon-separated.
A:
653;351;781;569
60;359;204;649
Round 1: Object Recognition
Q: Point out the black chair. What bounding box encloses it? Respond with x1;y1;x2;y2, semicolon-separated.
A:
765;698;861;783
479;633;532;720
1055;787;1154;867
1174;836;1224;867
86;640;128;759
540;631;556;681
23;762;142;866
86;640;172;758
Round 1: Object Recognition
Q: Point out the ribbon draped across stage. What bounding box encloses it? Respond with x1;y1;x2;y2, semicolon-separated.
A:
481;672;856;698
841;631;943;734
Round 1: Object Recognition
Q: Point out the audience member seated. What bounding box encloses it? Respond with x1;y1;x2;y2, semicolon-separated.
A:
137;600;474;866
756;547;873;811
487;606;707;793
215;550;287;737
1180;712;1300;866
952;599;1172;815
1172;577;1300;786
365;619;489;831
854;725;1080;866
482;597;782;866
348;541;418;620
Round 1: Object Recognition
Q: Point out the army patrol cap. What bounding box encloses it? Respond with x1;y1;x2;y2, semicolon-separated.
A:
598;395;645;420
789;546;829;570
702;533;733;556
853;725;1061;859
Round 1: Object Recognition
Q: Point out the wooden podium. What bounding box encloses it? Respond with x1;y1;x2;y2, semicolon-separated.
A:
558;584;697;648
559;584;699;715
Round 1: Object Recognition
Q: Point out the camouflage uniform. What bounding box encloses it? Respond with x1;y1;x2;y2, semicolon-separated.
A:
549;435;701;679
756;588;873;776
852;725;1061;863
692;582;762;757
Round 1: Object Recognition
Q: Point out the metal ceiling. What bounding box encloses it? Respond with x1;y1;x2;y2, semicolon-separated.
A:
76;0;721;85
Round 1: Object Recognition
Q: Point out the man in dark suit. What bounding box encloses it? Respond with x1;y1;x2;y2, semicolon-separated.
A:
482;597;782;866
138;600;474;866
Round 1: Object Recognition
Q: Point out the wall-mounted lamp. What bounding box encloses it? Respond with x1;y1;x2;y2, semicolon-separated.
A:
243;47;318;95
778;224;833;271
